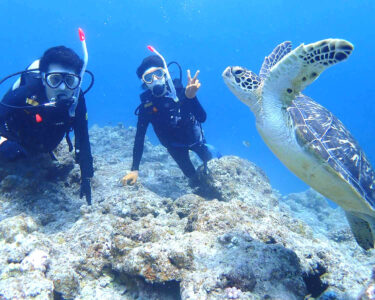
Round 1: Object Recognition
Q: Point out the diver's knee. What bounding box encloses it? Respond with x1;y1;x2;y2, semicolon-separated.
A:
0;140;26;161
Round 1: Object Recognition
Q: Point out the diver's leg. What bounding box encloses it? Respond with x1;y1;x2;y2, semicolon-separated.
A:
191;143;213;163
0;138;26;161
167;146;196;178
190;143;213;174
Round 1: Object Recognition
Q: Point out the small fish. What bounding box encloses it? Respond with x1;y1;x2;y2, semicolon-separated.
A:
242;140;250;148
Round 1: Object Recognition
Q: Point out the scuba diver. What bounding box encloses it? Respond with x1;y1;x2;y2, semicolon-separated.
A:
0;39;94;205
122;48;217;187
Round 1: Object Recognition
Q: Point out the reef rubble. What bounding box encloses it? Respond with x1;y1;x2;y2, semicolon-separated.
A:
0;124;374;300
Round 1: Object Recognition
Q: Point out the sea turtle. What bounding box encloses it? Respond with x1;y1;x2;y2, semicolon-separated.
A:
222;39;375;250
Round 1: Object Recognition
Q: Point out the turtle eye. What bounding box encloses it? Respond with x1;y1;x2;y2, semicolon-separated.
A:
232;67;245;77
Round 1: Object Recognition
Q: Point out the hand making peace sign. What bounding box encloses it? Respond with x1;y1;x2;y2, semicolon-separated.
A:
185;69;201;99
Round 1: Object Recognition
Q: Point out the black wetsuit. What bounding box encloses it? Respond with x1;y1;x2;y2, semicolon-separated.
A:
132;87;212;178
0;80;93;180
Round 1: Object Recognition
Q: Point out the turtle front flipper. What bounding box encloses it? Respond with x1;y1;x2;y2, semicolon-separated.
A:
259;41;292;79
262;39;354;106
345;211;374;250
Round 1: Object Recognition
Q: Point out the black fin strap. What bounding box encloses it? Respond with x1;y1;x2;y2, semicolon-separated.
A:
49;152;57;161
66;131;73;152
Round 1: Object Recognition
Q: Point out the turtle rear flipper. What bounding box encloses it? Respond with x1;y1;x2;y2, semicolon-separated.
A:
262;39;354;106
345;211;374;250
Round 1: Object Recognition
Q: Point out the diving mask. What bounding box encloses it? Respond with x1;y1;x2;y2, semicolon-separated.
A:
142;67;166;84
45;72;81;90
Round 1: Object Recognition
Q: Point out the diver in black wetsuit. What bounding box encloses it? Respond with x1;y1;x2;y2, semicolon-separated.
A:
0;46;94;204
122;54;214;186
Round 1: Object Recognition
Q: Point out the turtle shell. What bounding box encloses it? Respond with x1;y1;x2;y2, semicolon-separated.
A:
287;95;375;208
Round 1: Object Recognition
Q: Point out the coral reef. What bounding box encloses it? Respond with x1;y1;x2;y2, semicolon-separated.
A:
0;124;374;299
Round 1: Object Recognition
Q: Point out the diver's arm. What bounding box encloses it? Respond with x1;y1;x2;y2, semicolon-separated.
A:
0;91;14;121
131;113;149;171
178;72;207;123
186;93;207;123
0;86;29;115
0;86;31;136
73;92;94;179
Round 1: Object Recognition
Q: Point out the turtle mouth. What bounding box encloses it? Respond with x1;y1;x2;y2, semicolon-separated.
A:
222;67;236;88
222;67;233;79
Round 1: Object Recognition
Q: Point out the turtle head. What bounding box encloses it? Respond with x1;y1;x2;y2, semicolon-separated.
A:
222;66;262;113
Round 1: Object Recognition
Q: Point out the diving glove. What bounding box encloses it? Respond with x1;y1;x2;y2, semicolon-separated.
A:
122;171;138;185
80;177;92;205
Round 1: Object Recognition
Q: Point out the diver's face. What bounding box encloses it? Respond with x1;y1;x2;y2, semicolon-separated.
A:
142;67;167;97
43;64;79;102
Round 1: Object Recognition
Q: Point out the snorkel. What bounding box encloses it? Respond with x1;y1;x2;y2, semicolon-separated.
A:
69;27;88;116
147;45;178;102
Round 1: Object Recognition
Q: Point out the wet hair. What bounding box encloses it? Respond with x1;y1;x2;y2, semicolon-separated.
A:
136;55;164;78
39;46;83;74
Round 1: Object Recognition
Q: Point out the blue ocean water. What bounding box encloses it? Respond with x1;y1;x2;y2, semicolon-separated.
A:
0;0;374;195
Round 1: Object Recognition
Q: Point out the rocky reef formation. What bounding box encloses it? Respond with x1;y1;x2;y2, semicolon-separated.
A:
0;124;374;299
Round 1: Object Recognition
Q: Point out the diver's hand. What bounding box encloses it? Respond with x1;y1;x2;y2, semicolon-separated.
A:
122;171;138;186
185;70;201;99
80;177;92;205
